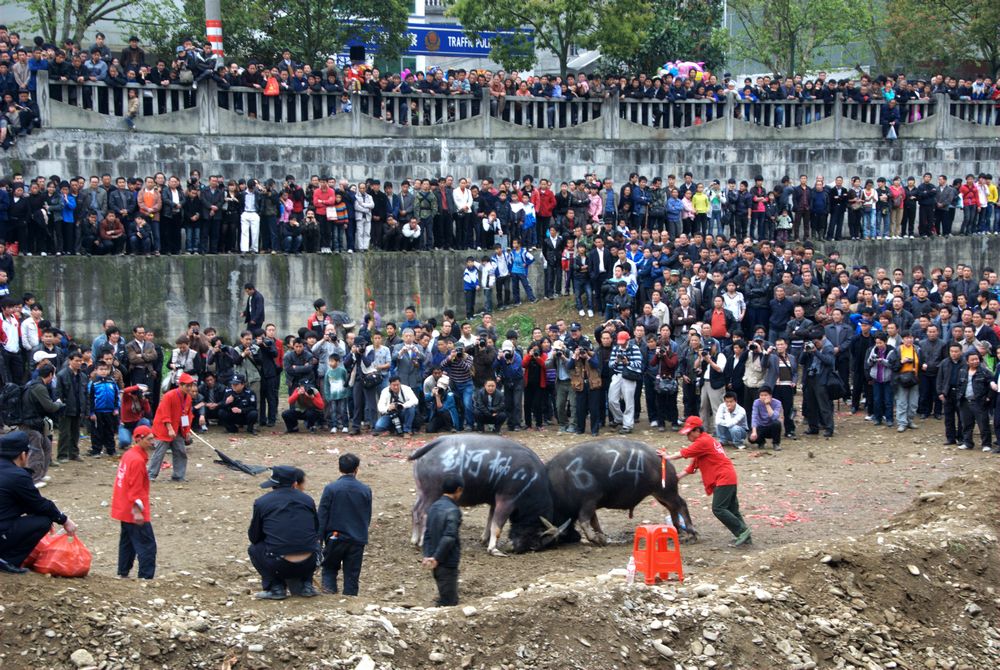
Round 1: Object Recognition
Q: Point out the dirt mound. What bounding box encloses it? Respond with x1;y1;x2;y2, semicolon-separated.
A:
2;473;996;670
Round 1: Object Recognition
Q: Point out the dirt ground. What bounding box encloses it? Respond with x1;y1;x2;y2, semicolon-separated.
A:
1;405;998;670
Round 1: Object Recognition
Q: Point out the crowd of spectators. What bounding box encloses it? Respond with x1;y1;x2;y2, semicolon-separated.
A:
0;169;997;258
3;246;1000;467
3;25;1000;139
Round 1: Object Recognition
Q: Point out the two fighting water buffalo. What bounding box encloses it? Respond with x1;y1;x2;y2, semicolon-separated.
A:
409;435;696;554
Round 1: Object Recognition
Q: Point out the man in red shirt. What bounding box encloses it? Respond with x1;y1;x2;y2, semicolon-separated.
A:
664;416;751;547
111;425;157;579
147;372;197;482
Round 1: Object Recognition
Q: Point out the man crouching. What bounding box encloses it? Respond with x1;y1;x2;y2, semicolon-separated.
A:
248;465;320;600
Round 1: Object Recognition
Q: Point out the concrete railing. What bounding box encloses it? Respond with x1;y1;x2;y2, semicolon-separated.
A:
36;71;1000;141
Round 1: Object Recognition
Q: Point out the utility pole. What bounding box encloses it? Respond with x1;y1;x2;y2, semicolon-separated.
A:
205;0;224;56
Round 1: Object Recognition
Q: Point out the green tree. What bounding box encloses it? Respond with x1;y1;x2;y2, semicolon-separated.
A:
728;0;864;75
616;0;728;76
883;0;1000;76
447;0;652;78
16;0;137;45
135;0;410;66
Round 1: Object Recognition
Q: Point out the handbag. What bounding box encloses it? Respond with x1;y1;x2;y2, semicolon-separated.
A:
897;371;917;388
655;376;678;394
360;370;381;389
827;370;847;397
621;368;642;382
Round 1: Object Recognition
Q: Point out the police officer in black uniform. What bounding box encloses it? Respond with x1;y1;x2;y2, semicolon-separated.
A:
248;465;320;600
0;432;78;573
220;374;259;434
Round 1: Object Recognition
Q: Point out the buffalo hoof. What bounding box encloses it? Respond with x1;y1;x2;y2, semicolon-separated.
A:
680;530;699;544
487;547;508;557
591;533;609;547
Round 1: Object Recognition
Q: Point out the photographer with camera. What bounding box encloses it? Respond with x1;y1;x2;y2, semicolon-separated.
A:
282;380;325;433
522;339;549;431
608;331;643;434
650;334;680;431
764;337;799;439
743;337;772;414
493;341;524;432
696;338;728;433
443;343;475;431
546;339;576;433
235;330;264;401
312;324;346;380
255;327;281;427
423;370;460;433
470;334;496;389
373;376;418;438
800;327;836;438
472;379;506;433
568;336;602;436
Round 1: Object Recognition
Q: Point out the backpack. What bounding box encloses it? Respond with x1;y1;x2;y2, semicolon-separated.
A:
0;382;23;427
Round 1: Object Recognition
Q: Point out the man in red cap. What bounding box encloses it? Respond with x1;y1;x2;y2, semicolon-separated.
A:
147;372;197;482
608;329;643;434
664;416;751;547
111;425;157;579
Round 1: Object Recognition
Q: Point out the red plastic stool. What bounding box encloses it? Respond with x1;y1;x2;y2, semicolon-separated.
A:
632;524;683;584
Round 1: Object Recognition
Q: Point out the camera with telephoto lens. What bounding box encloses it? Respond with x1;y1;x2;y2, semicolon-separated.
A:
803;341;817;353
389;407;404;435
504;350;513;361
478;336;487;348
700;347;711;356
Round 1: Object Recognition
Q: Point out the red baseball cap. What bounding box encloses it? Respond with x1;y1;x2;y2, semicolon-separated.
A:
132;425;153;440
616;331;630;344
178;372;197;384
678;416;703;435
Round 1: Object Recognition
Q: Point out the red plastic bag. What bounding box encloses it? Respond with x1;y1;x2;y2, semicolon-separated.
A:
22;527;57;568
32;531;92;577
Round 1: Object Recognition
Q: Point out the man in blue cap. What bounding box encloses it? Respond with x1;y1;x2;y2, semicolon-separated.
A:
248;465;320;600
0;431;78;573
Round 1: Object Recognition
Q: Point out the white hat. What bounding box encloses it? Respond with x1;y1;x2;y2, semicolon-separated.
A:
436;374;451;390
501;340;514;352
32;351;57;363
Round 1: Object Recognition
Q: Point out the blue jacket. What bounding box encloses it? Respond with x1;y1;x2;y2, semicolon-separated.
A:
88;376;119;413
510;248;533;276
317;474;372;545
462;266;479;291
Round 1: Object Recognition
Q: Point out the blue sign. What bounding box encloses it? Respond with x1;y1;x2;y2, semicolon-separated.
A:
345;22;532;59
406;23;531;58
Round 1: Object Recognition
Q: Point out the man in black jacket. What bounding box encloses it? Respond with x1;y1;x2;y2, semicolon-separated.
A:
56;351;88;462
200;176;224;254
318;453;372;596
257;327;280;426
913;173;938;238
248;465;320;600
935;343;965;445
422;474;463;606
955;351;993;452
242;283;265;330
0;431;78;573
541;225;565;299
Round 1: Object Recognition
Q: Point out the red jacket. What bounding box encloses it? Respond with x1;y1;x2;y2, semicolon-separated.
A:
680;433;738;495
121;385;151;424
960;183;979;207
152;387;193;441
531;188;556;217
111;445;150;523
288;387;325;410
312;187;336;217
523;352;548;388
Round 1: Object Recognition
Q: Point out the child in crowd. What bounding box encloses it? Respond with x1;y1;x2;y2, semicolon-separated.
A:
323;354;350;433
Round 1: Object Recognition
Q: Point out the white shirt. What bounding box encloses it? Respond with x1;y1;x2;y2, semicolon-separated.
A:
715;402;747;429
453;187;473;213
702;352;726;380
2;316;20;353
377;384;418;413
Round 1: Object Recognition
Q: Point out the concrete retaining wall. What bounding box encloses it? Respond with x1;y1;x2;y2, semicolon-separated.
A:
13;236;997;343
8;130;1000;191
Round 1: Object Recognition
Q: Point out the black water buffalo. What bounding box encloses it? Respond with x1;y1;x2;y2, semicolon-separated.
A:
409;435;568;555
546;438;697;546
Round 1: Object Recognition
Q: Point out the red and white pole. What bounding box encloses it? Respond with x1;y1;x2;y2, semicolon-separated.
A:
204;0;223;56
